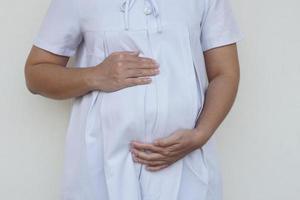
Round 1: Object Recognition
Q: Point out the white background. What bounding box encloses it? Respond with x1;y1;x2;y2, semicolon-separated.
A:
0;0;299;199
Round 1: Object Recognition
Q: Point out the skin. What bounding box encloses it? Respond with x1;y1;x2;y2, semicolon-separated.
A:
25;43;240;172
25;47;160;99
130;43;240;171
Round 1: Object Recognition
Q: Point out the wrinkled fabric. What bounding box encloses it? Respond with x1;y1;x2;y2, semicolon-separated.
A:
33;0;243;199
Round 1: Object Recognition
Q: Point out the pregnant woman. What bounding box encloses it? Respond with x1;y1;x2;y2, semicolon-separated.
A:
24;0;243;199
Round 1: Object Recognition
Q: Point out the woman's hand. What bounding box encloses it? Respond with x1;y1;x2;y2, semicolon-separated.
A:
130;128;205;171
89;51;160;92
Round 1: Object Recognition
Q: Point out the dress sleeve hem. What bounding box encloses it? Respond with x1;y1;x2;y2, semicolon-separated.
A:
32;37;77;57
202;32;244;52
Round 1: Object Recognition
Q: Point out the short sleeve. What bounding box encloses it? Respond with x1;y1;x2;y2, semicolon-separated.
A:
200;0;243;52
33;0;83;57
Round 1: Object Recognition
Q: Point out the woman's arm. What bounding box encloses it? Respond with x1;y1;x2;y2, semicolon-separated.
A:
25;46;95;100
130;43;240;171
193;43;240;147
24;46;160;100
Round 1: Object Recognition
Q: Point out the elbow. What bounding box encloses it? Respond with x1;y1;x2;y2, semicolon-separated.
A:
24;65;69;100
233;69;240;86
26;83;39;96
24;64;38;95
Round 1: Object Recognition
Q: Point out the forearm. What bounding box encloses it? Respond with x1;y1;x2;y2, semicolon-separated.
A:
25;47;160;100
193;73;239;146
25;63;96;100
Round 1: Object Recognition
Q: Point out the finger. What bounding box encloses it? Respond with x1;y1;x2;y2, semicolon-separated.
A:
130;141;165;154
131;148;164;161
124;55;158;64
122;53;158;67
124;77;152;87
111;51;160;69
132;145;177;159
116;52;158;67
125;51;140;56
132;154;166;166
112;51;140;57
110;51;140;62
126;68;159;78
154;135;180;147
146;164;169;172
123;60;159;70
137;57;159;67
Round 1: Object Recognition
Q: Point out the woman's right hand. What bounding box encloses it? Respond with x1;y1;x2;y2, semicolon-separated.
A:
89;51;160;92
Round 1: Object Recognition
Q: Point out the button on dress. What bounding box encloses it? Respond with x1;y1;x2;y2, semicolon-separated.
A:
33;0;243;199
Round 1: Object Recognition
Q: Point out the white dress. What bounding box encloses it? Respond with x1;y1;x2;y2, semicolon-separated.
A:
33;0;243;199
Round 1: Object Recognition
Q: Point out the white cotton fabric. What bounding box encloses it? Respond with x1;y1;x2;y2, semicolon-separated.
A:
33;0;243;199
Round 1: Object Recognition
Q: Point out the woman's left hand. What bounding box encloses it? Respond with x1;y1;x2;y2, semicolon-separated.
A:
130;128;205;171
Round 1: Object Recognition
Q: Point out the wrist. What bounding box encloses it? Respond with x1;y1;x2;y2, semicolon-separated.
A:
83;65;102;91
191;128;209;148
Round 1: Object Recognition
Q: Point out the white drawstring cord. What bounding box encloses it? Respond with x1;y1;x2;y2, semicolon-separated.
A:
120;0;162;33
120;0;136;30
147;0;162;33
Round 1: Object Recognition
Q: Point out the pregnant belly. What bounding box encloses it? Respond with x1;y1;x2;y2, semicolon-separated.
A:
99;70;201;161
98;27;202;161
